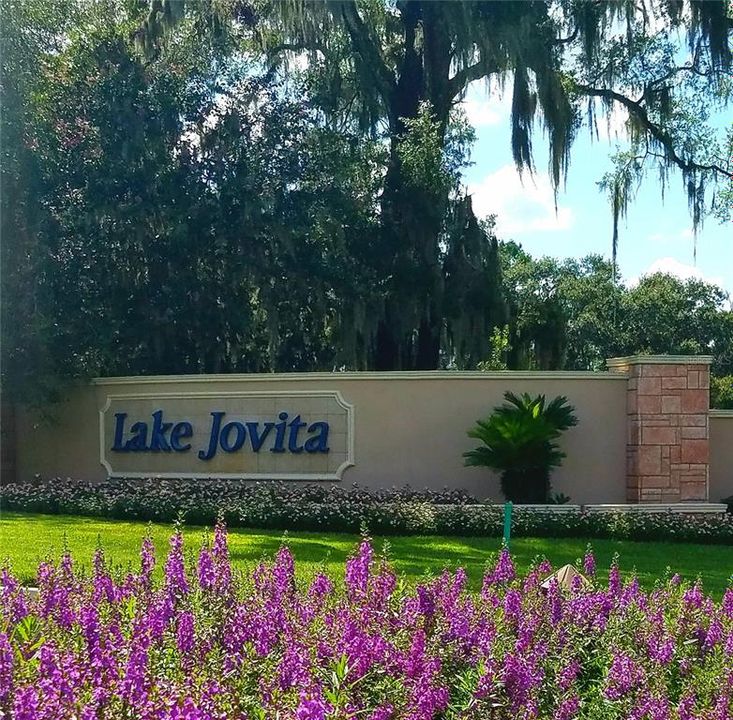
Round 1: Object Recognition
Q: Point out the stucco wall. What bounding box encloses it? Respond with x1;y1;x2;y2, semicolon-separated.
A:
710;411;733;502
14;371;628;504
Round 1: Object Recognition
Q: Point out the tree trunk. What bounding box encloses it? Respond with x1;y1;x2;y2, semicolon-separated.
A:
372;3;449;370
500;468;551;504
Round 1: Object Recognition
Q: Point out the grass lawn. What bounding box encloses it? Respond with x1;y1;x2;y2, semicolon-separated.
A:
1;511;732;595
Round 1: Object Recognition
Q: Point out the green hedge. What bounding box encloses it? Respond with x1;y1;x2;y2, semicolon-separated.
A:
2;477;732;544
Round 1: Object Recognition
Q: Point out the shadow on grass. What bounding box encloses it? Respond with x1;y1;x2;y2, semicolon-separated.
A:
2;512;731;596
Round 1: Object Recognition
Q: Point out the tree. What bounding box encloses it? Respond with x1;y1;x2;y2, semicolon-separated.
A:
0;0;85;404
257;0;731;367
713;124;733;223
5;0;731;398
498;243;569;370
497;244;732;375
0;0;387;401
620;274;733;374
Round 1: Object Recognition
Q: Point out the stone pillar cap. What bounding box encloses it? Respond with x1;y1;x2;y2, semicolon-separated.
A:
606;355;713;368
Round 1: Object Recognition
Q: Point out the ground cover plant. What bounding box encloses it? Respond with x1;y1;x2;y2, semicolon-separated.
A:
1;521;733;719
3;479;733;544
3;512;733;597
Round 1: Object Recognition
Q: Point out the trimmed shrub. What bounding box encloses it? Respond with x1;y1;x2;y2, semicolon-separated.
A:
2;477;733;544
464;393;578;503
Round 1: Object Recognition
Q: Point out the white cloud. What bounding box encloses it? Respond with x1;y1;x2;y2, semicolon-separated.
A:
468;164;574;235
629;257;726;289
646;228;695;244
459;78;510;128
593;105;629;142
461;96;504;127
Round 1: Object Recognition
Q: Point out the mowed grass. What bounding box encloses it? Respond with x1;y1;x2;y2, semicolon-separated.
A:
1;512;732;596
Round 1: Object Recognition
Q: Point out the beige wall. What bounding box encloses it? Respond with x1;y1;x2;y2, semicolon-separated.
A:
710;412;733;502
14;371;629;504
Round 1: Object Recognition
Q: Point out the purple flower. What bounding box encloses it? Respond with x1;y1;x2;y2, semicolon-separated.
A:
176;610;195;656
503;652;544;710
345;540;373;598
554;694;580;720
164;530;190;596
197;547;216;591
0;632;13;704
278;644;312;690
417;585;436;618
605;652;644;700
648;635;675;665
13;686;39;720
723;588;733;619
273;546;296;597
295;686;330;720
583;546;596;577
684;583;704;610
503;589;522;623
677;694;697;720
308;573;333;601
120;633;150;707
1;525;731;719
367;705;393;720
558;660;580;691
493;546;516;585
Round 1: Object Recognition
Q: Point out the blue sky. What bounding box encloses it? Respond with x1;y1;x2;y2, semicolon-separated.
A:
459;83;732;295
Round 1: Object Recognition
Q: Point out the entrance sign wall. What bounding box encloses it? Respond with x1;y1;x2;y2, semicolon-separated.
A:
10;359;732;504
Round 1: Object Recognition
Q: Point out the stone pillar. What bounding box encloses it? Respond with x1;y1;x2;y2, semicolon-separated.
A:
606;355;712;503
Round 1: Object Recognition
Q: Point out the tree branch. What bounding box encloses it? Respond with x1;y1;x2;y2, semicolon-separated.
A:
553;26;579;45
266;42;326;56
575;83;730;177
447;54;501;100
333;1;396;102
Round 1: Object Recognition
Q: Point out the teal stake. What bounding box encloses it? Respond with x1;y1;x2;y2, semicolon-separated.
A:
503;501;513;547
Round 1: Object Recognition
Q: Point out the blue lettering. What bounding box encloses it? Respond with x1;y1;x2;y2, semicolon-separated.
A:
271;412;288;453
110;409;333;459
287;414;307;453
170;421;193;452
220;421;246;452
124;422;149;452
112;413;127;451
304;422;330;453
247;422;274;452
149;410;172;451
199;412;224;460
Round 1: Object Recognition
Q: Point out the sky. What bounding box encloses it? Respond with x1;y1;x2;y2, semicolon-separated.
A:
459;82;732;295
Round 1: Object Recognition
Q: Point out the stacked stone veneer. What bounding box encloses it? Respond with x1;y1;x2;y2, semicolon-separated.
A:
607;356;712;503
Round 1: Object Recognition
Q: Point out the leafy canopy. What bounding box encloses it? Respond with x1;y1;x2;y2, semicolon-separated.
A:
464;392;578;472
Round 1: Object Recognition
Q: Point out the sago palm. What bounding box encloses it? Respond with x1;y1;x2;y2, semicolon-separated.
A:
464;392;578;504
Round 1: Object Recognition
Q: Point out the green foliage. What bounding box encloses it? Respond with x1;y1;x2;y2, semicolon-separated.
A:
171;0;731;369
476;326;511;371
3;0;732;402
397;101;451;194
3;486;733;551
0;0;388;398
711;376;733;409
464;393;578;504
712;125;733;223
499;243;733;377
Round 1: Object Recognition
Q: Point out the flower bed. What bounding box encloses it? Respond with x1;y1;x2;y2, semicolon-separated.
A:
1;524;733;718
2;478;733;544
